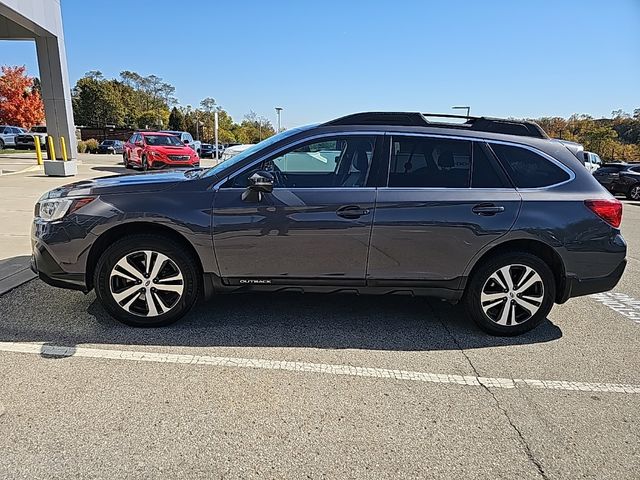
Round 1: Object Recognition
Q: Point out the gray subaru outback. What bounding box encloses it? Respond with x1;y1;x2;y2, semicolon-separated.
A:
31;112;626;335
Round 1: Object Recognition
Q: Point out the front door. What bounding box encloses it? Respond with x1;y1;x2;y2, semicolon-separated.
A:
368;135;521;285
212;135;381;284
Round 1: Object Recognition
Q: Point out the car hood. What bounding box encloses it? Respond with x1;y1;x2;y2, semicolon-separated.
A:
41;170;199;199
148;145;194;155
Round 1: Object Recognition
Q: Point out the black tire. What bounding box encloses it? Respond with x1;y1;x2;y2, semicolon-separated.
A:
626;184;640;201
463;252;555;336
0;139;4;149
94;234;200;327
123;153;133;169
142;155;149;171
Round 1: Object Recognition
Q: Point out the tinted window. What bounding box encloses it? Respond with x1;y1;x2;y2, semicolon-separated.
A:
490;144;570;188
144;135;183;146
629;166;640;173
388;136;470;188
471;142;510;188
227;136;375;188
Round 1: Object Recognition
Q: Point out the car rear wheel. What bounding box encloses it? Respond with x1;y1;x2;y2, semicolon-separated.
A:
0;139;4;149
464;252;555;336
627;184;640;201
94;234;200;327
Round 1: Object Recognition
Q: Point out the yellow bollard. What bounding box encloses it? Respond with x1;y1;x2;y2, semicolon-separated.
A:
60;137;68;162
47;135;56;160
34;137;43;165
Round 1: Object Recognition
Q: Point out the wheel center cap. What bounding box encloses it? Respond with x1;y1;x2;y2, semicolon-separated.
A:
509;292;515;298
145;280;150;287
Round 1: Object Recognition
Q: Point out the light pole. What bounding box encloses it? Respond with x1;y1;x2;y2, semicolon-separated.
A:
275;107;283;133
452;105;471;118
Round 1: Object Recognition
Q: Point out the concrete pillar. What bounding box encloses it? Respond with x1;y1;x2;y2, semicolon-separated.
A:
35;34;76;160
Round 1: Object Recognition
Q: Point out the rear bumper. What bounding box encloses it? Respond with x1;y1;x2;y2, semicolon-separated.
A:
560;258;626;302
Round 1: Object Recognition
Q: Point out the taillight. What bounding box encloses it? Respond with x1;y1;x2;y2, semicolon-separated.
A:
585;199;623;228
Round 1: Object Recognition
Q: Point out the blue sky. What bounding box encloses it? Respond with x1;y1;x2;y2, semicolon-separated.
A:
1;0;638;128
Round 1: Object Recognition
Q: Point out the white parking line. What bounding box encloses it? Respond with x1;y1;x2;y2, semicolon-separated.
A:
590;292;640;324
1;341;638;394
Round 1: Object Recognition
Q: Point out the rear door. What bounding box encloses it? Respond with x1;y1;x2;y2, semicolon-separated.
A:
368;135;521;285
212;134;382;283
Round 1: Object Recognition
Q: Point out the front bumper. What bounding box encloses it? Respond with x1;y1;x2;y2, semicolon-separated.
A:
31;242;87;291
31;219;90;292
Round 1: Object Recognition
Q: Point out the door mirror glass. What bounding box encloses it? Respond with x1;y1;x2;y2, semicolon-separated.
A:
183;139;189;144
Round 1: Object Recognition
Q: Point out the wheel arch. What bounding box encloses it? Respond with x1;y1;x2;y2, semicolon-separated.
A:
463;238;567;303
86;221;204;290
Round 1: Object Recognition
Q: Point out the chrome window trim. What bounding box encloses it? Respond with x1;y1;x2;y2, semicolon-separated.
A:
213;131;384;190
213;129;575;191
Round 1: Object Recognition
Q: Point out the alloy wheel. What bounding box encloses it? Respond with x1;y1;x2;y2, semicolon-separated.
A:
631;185;640;200
480;264;544;326
109;250;184;317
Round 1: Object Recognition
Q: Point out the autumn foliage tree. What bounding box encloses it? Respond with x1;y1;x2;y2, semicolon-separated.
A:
0;66;45;128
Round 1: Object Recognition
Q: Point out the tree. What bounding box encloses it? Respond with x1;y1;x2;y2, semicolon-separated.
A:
0;65;45;128
72;74;125;127
168;107;186;130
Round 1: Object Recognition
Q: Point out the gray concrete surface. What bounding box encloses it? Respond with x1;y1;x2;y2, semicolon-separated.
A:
0;155;638;479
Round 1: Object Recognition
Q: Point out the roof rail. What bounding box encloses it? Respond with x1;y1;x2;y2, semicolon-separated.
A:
323;112;549;139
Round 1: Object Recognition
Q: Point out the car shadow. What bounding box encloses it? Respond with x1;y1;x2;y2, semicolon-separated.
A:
0;280;563;352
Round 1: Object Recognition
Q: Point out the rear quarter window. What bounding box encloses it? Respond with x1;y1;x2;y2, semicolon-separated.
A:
490;143;570;188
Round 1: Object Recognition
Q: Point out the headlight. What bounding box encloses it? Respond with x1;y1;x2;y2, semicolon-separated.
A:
150;150;163;157
35;197;95;221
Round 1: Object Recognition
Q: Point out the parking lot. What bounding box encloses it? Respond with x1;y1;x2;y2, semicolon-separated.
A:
0;154;639;479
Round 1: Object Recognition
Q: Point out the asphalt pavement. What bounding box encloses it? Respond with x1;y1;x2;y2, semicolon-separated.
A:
0;153;638;479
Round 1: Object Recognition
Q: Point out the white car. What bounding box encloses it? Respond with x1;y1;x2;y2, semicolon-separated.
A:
581;151;603;174
159;130;201;155
0;125;27;149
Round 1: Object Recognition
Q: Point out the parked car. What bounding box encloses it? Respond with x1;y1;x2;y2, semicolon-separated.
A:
220;144;254;161
31;112;626;335
159;130;201;155
0;125;26;149
200;143;225;159
15;126;47;149
97;139;125;154
123;132;199;170
594;163;640;199
582;151;603;173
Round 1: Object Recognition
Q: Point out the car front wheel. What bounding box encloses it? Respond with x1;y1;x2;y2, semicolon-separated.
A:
464;252;555;336
94;235;200;327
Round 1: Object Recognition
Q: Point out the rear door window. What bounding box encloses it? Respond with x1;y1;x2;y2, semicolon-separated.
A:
490;143;570;188
388;136;471;188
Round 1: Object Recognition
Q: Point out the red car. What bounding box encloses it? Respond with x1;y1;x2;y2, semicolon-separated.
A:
123;132;200;170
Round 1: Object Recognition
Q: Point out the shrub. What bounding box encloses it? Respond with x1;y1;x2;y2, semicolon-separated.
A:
85;138;99;153
77;140;87;153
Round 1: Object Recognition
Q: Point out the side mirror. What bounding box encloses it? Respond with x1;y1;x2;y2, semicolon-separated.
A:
242;171;274;202
183;139;189;144
135;140;143;147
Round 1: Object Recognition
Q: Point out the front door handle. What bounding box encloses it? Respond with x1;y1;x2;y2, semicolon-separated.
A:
336;205;371;219
472;203;505;216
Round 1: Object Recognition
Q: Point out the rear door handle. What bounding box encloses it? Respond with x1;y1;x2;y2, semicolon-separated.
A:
472;203;505;216
336;205;371;219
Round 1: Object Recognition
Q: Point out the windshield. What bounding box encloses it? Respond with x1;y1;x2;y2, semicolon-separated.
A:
101;140;114;145
31;126;46;133
205;126;314;177
144;135;183;146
